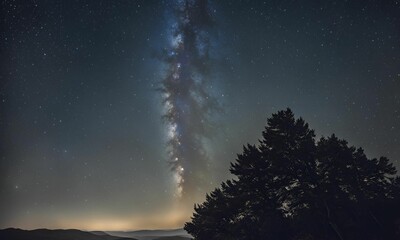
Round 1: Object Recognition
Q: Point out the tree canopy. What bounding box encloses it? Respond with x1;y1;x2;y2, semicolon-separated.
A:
184;108;400;240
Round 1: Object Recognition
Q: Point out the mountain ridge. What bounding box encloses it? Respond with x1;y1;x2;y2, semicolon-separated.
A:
0;228;137;240
0;228;191;240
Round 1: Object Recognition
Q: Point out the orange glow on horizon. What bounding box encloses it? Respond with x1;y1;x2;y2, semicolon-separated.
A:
5;206;193;231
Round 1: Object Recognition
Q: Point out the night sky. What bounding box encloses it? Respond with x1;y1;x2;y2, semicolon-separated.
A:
1;0;400;231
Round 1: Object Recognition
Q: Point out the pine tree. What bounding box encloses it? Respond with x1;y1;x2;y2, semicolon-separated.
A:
184;109;400;240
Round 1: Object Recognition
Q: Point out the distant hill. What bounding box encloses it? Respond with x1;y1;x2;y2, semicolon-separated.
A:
0;228;138;240
106;229;191;240
153;237;191;240
91;231;112;236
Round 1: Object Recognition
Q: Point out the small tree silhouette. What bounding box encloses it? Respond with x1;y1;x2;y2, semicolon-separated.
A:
185;108;400;240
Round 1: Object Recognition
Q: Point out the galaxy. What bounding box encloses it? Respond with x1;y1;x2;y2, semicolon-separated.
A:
1;0;400;232
160;0;218;200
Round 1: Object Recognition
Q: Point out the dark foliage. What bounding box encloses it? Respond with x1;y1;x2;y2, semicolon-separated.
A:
184;108;400;240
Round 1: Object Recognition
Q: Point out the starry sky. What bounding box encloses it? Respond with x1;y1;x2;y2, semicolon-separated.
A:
1;0;400;231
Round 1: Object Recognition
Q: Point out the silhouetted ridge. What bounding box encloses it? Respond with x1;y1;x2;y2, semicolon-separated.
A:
0;228;138;240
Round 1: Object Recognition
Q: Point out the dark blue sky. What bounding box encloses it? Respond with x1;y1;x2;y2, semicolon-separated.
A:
1;0;399;230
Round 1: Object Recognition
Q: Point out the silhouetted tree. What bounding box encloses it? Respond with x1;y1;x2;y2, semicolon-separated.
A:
184;109;400;240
